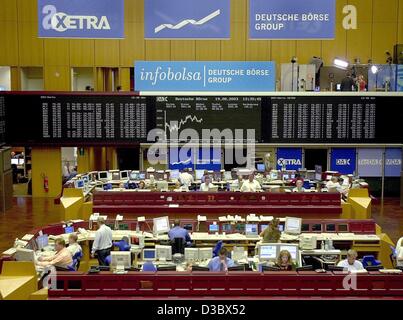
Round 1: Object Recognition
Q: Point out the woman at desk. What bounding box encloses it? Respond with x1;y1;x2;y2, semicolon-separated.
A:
275;250;295;271
138;180;146;190
292;180;306;193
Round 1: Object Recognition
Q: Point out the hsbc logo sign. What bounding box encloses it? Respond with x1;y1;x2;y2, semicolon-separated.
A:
42;5;111;32
336;159;351;166
277;158;302;166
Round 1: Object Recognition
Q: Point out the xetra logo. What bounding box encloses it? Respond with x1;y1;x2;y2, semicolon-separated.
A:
336;159;351;165
277;158;302;166
42;5;111;32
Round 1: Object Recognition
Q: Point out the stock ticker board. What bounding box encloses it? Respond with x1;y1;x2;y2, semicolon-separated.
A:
1;93;402;146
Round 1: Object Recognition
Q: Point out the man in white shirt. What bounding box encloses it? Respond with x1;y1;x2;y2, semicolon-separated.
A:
200;176;214;192
179;169;194;188
240;174;261;192
337;249;365;272
91;217;113;266
292;180;306;193
326;176;342;193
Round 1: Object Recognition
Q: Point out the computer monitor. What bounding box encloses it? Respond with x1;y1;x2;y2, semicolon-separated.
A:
156;181;169;191
259;245;277;261
65;226;74;234
231;246;246;261
170;170;180;180
235;223;245;233
82;175;89;184
284;217;302;235
142;249;156;261
283;174;290;180
245;224;258;236
153;216;170;235
36;235;49;250
195;170;204;180
182;223;193;232
110;251;131;268
15;248;35;262
199;248;213;261
209;224;219;233
314;165;322;181
138;173;146;180
155;245;172;261
270;171;278;180
224;171;232;181
290;174;296;179
279;244;298;261
98;171;109;181
278;224;284;232
130;171;139;180
74;180;85;189
299;235;317;250
222;224;232;233
120;170;130;180
11;159;18;165
260;224;268;233
184;248;199;262
336;83;341;91
256;163;265;172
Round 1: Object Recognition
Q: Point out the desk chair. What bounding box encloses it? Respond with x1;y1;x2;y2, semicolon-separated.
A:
362;255;381;267
172;238;185;255
113;240;131;252
213;241;223;258
72;251;83;270
105;255;111;266
142;261;157;272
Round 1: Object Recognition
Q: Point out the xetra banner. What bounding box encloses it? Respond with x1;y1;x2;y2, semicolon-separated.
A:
38;0;124;38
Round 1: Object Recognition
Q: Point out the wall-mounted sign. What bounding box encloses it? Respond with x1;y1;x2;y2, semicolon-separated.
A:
385;148;402;177
38;0;124;38
276;148;303;170
145;0;230;39
330;148;356;174
357;148;383;177
249;0;335;39
135;61;276;92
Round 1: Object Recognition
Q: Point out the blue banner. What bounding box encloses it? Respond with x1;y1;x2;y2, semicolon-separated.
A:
276;148;303;170
135;61;276;92
357;149;383;177
330;148;356;174
145;0;230;39
249;0;335;39
169;147;194;171
38;0;124;38
367;64;397;91
196;148;221;171
397;65;403;92
385;148;402;177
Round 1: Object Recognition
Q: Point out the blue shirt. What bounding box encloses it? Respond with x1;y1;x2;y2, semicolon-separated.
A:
207;256;235;272
168;226;191;242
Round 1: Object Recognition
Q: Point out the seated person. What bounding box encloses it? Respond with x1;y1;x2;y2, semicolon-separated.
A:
231;175;244;190
326;176;342;193
201;170;209;183
168;220;191;245
207;247;235;272
138;180;146;190
240;173;262;192
200;176;214;192
337;249;364;272
274;250;296;271
37;238;73;269
67;233;82;257
292;179;306;193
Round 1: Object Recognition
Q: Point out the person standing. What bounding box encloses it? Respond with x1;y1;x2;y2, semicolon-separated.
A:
340;72;355;91
91;217;113;266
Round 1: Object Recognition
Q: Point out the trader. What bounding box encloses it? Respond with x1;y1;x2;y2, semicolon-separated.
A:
337;249;365;271
37;238;73;269
179;168;194;188
168;219;191;244
67;233;82;257
275;250;295;271
340;72;355;91
200;170;210;183
91;217;113;266
292;180;306;193
200;175;214;192
240;173;262;192
208;247;235;272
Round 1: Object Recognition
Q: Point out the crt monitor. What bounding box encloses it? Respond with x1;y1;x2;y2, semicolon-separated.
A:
209;224;219;233
74;180;84;189
98;171;109;181
130;171;139;180
153;216;170;235
245;224;258;236
182;223;193;232
15;248;35;262
184;248;199;262
170;170;180;180
256;163;265;172
195;170;204;180
155;245;172;261
81;175;89;184
260;224;268;233
259;245;277;261
65;226;74;234
222;223;232;233
120;170;130;180
11;159;18;165
138;173;146;180
142;249;156;261
36;235;49;250
270;171;278;180
284;217;302;234
110;251;131;268
199;248;213;261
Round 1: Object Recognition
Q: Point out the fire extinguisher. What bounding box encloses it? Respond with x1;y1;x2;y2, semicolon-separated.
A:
42;173;49;193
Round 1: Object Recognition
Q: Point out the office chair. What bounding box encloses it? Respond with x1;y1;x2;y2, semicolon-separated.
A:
228;265;246;271
365;265;384;271
72;251;83;270
113;240;131;252
362;255;381;267
191;266;210;271
213;241;223;258
157;265;177;271
261;265;280;272
105;255;111;266
296;265;314;271
142;261;157;272
172;237;185;255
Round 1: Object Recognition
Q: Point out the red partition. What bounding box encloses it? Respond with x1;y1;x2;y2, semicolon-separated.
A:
92;191;342;216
